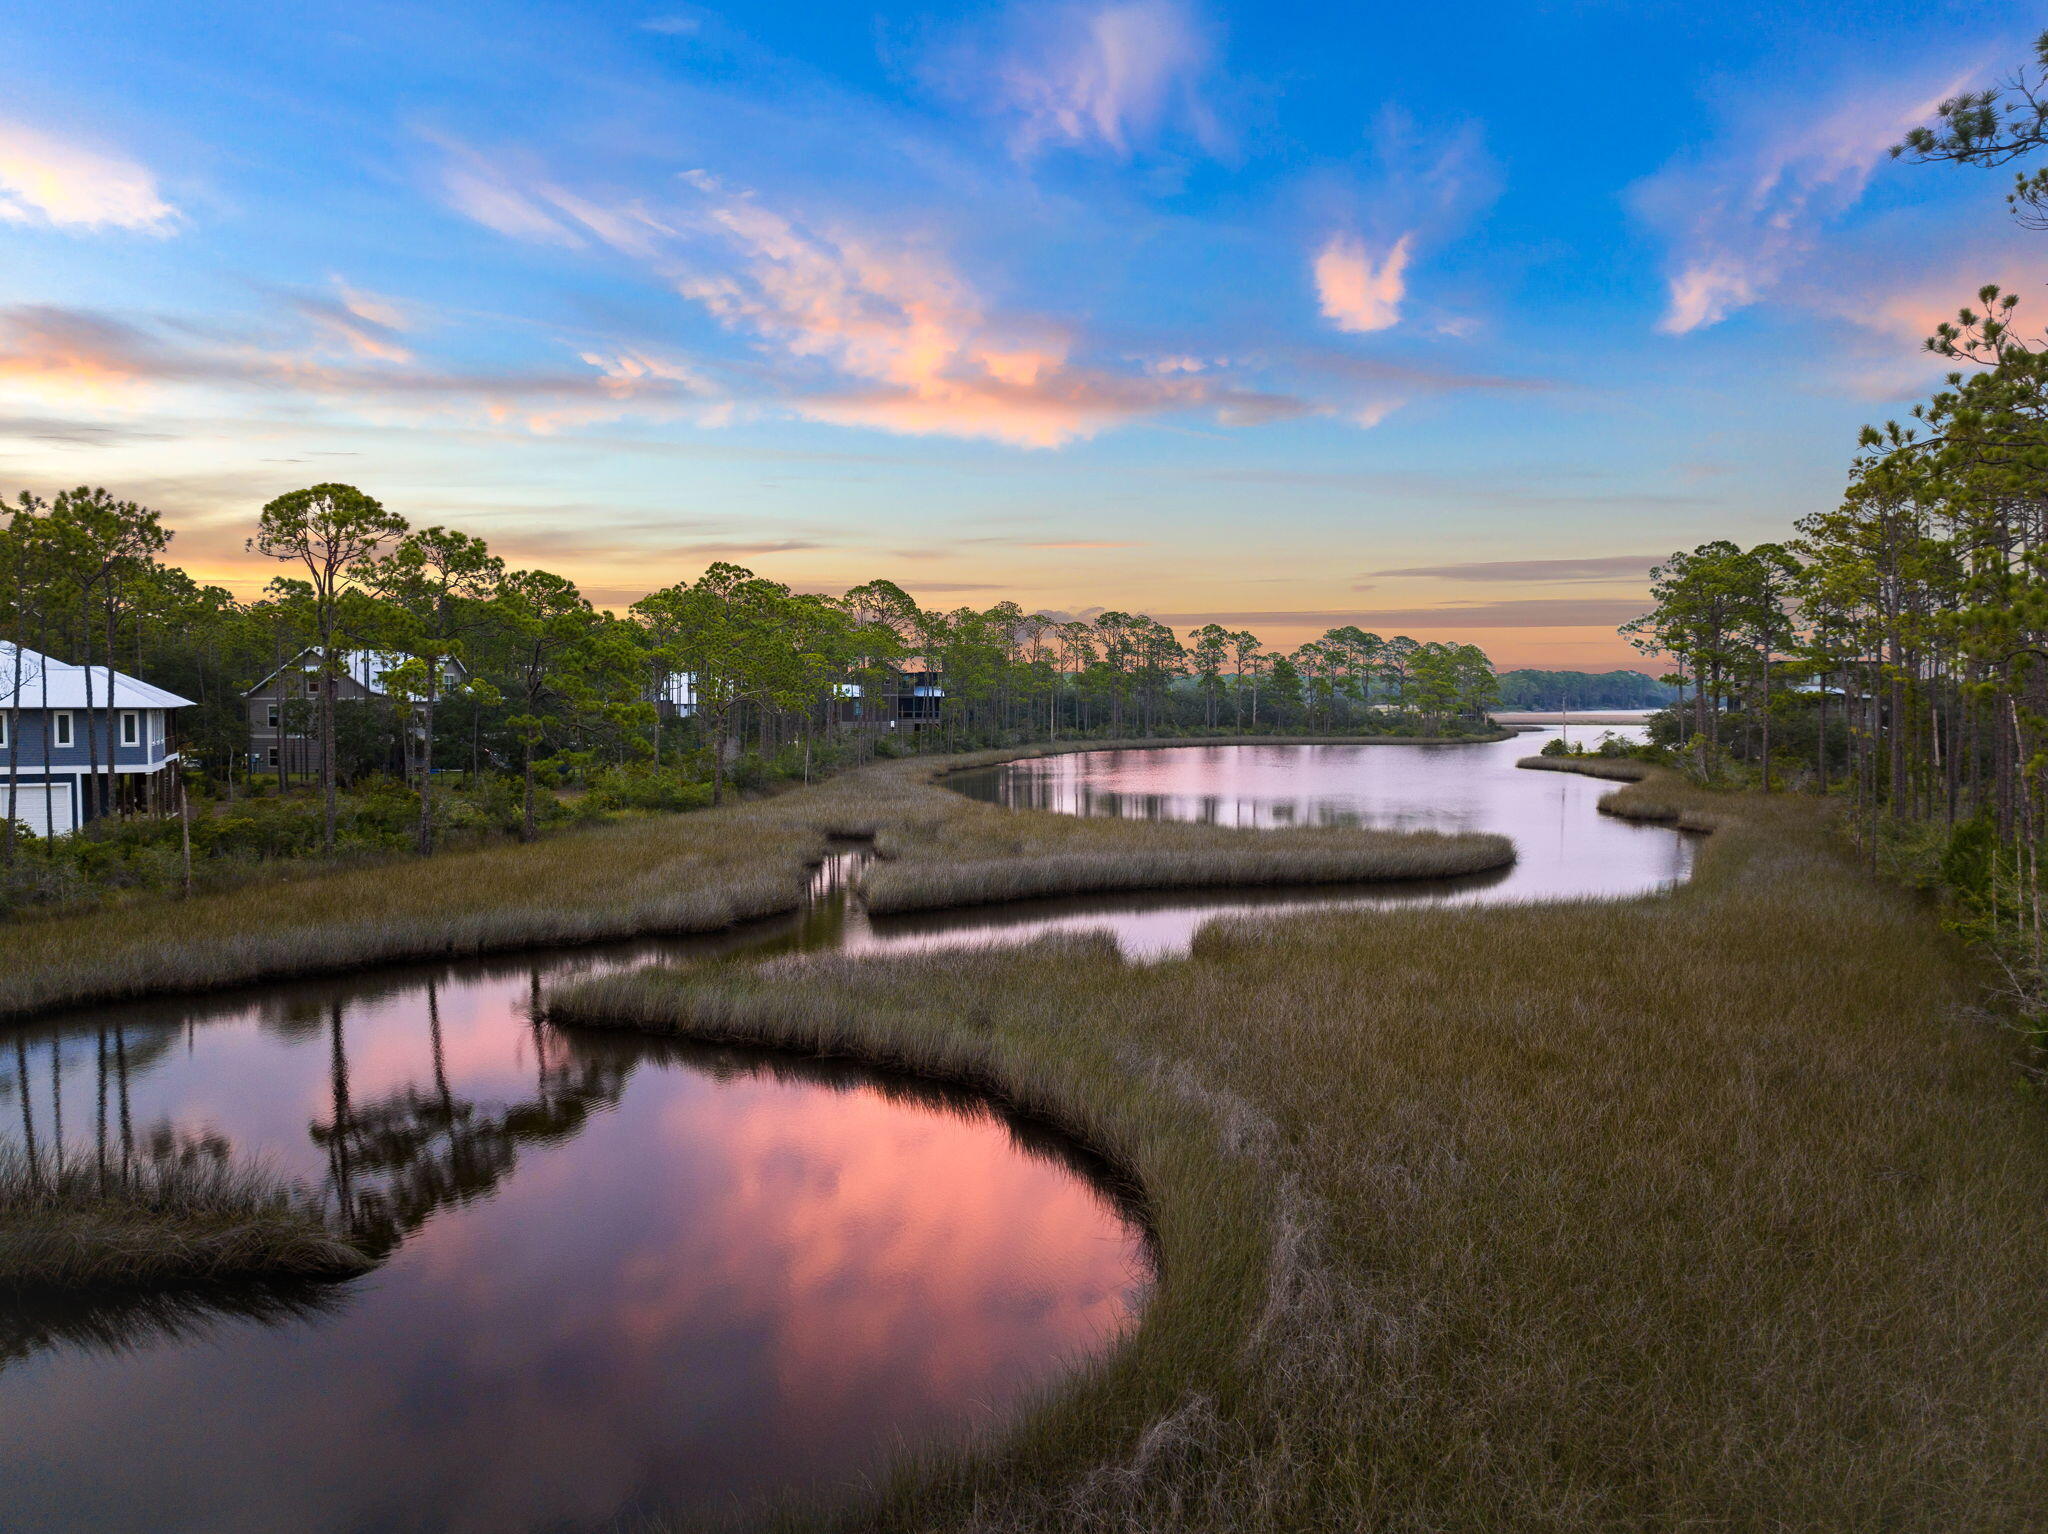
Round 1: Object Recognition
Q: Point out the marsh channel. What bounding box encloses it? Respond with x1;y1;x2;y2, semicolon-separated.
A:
0;722;1687;1533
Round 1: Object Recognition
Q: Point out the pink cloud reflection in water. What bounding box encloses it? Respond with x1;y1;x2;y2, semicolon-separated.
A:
0;964;1148;1534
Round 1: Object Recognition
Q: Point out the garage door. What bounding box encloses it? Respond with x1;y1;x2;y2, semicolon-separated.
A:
2;782;76;838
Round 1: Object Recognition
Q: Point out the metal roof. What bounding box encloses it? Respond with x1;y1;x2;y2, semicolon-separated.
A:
0;642;196;710
244;647;465;698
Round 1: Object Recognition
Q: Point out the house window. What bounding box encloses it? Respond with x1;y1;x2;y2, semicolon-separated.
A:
51;711;72;748
266;703;279;728
121;711;140;747
267;747;279;767
0;712;8;750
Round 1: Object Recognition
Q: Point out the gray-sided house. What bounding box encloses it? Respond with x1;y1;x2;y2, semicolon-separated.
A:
0;641;194;837
244;648;469;777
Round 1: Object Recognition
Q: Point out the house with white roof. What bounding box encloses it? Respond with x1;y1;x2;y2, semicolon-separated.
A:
0;642;194;837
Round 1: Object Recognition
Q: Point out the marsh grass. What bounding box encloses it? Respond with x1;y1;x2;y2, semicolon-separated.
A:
0;1145;370;1290
1;736;1511;1020
1518;755;1731;832
554;782;2048;1532
1515;753;1650;782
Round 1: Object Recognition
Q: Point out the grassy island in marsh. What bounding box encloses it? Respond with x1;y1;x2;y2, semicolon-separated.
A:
553;781;2048;1533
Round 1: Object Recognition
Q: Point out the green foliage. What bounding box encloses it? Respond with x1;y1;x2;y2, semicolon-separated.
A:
1941;812;2000;913
584;764;714;814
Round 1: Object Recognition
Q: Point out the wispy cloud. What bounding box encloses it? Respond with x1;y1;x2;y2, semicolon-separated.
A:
1636;66;1974;335
1026;539;1141;548
1313;233;1412;333
673;538;825;556
426;118;1551;446
0;303;703;429
290;280;418;363
439;155;1322;445
677;179;1191;444
1368;555;1660;582
432;137;675;256
952;0;1227;159
0;119;178;233
0;412;172;446
1151;599;1650;628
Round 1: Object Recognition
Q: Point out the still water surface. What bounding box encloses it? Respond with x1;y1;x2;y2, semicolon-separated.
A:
939;724;1691;956
0;726;1686;1531
0;944;1147;1534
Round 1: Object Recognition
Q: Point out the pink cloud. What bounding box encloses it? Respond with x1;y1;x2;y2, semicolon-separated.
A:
1797;245;2048;399
669;174;1304;445
1313;233;1413;334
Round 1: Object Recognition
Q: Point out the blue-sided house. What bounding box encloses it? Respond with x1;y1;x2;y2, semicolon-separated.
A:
0;642;195;837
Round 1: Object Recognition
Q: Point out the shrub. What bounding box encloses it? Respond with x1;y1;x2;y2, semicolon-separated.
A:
585;764;715;814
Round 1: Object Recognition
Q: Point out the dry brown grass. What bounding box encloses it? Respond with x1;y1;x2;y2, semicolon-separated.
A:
1515;753;1650;781
0;805;822;1019
0;1146;372;1290
1520;755;1731;832
556;779;2048;1533
1;736;1510;1020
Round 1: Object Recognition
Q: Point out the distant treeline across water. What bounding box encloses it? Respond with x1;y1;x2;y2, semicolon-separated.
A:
1490;670;1667;711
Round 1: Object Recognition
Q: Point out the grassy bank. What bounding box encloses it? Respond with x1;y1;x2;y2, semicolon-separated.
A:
0;1147;372;1291
0;735;1511;1021
554;779;2048;1531
0;802;823;1020
1519;754;1731;832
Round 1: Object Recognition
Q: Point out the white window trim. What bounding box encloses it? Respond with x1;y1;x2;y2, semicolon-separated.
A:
266;747;279;767
265;703;279;728
0;711;8;750
51;710;72;748
120;710;140;747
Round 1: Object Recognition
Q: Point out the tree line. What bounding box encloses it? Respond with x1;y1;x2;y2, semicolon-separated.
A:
1;482;1503;868
1625;30;2048;1002
1491;669;1669;711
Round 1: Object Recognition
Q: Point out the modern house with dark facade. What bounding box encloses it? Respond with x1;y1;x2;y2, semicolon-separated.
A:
0;642;194;837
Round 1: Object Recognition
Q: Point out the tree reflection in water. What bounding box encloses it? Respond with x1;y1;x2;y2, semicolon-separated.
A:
2;966;639;1362
309;976;632;1259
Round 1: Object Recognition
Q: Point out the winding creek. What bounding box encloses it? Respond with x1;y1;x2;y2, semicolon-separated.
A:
0;723;1687;1533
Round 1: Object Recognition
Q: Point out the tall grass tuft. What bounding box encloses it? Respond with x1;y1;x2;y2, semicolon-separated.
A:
0;1145;371;1290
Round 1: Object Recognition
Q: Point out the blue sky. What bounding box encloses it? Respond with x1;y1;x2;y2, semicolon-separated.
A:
0;0;2035;664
